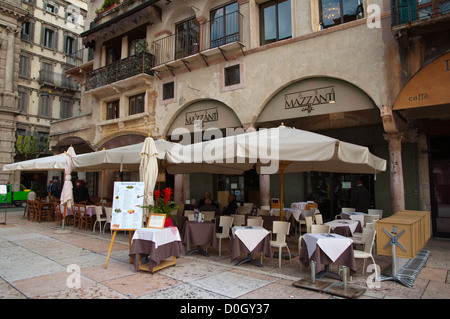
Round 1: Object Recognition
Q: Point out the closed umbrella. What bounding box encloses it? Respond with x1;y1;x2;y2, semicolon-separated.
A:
140;136;159;221
59;146;76;231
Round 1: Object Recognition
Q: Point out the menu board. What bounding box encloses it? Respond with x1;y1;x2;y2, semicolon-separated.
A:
111;182;144;230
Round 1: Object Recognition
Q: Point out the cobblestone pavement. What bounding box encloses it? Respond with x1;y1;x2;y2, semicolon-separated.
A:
0;207;449;304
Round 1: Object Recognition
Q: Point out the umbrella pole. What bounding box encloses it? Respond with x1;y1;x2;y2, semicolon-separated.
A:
62;202;67;230
101;169;104;204
279;161;293;221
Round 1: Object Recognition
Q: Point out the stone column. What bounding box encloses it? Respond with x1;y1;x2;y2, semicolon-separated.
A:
384;132;405;214
174;174;184;208
259;175;270;207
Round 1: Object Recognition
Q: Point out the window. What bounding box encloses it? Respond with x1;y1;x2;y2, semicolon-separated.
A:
128;27;147;56
163;82;174;100
40;62;53;84
64;35;77;55
60;100;73;119
44;2;58;14
21;22;34;42
105;37;121;65
18;90;29;113
106;100;120;120
19;55;31;78
260;0;292;45
175;17;200;59
38;93;52;117
129;93;145;115
210;2;239;48
224;64;240;86
320;0;364;29
41;26;58;50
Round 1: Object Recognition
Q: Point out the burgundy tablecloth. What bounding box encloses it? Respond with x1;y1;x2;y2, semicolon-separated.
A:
129;239;184;271
183;221;217;250
229;234;272;262
299;238;357;275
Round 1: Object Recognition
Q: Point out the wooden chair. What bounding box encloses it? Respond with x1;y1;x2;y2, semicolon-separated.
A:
37;201;53;223
72;204;82;229
27;200;36;221
80;205;94;230
53;202;62;226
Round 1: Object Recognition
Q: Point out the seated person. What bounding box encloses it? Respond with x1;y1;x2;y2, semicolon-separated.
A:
199;198;220;216
222;194;238;216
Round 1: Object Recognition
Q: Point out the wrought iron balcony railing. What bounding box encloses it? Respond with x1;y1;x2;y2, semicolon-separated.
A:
152;10;243;66
86;51;155;91
391;0;450;26
38;70;79;90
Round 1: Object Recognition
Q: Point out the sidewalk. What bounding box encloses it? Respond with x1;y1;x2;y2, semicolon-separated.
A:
0;207;449;300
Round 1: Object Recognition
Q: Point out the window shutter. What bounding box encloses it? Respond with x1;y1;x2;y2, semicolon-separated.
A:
40;25;45;46
54;29;58;50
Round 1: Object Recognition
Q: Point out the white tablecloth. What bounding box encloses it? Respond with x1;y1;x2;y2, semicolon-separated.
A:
341;212;366;227
232;226;269;252
302;233;353;262
324;219;360;235
132;227;181;249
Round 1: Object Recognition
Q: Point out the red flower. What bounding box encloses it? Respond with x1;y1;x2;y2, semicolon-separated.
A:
163;187;173;206
154;190;161;205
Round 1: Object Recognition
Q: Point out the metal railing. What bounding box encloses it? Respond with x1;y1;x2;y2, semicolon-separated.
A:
152;10;243;66
391;0;450;26
38;70;79;90
86;51;155;91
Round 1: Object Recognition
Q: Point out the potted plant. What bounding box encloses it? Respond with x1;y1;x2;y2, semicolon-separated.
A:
142;188;178;227
95;0;121;16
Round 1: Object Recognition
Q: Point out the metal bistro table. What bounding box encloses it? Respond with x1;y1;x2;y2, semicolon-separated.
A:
183;221;217;257
300;233;356;287
230;226;272;267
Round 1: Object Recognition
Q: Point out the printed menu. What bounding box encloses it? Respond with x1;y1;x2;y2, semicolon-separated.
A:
111;182;144;230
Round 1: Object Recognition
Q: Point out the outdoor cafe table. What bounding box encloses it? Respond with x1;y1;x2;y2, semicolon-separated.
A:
324;219;362;237
183;221;217;257
230;226;272;267
299;233;356;282
129;227;184;272
341;212;366;227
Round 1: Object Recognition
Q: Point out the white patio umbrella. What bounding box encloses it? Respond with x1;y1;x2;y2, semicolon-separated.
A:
59;146;76;231
165;125;386;220
140;136;159;220
2;153;67;171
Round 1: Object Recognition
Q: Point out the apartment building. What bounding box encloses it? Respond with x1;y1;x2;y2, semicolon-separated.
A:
50;0;450;234
1;0;87;195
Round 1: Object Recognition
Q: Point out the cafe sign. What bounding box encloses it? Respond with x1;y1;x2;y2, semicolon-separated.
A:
394;52;450;111
257;77;376;123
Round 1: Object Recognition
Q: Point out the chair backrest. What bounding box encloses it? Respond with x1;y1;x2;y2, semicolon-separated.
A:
104;207;112;222
94;206;103;219
236;206;251;215
272;209;280;217
362;229;377;253
202;211;215;222
311;224;330;234
341;207;356;213
53;202;61;214
259;209;270;216
364;214;379;224
305;216;313;233
243;203;253;207
232;214;246;226
219;216;234;234
314;214;323;225
78;204;86;215
184;210;195;217
368;209;383;219
187;214;196;221
247;218;263;227
260;205;270;210
272;221;290;242
365;222;375;230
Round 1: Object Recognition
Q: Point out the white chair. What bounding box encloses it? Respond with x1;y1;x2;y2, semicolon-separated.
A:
311;224;330;234
187;214;196;221
364;214;379;225
231;214;246;226
103;207;112;235
202;211;216;222
184;210;195;217
368;209;383;219
243;203;254;207
353;229;377;275
304;216;313;234
236;206;251;215
259;209;270;216
314;213;323;225
267;221;291;268
216;216;234;257
247;217;263;227
271;209;280;217
342;207;356;213
93;206;107;234
260;205;270;210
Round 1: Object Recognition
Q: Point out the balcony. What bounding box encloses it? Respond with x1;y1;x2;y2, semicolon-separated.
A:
38;70;79;91
391;0;450;26
86;51;155;91
152;10;244;67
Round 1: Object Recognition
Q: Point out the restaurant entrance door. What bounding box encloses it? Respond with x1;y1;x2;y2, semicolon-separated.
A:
429;135;450;238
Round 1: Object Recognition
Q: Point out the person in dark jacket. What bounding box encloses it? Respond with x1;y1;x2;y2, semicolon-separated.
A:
351;180;370;213
222;194;238;216
74;181;90;203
